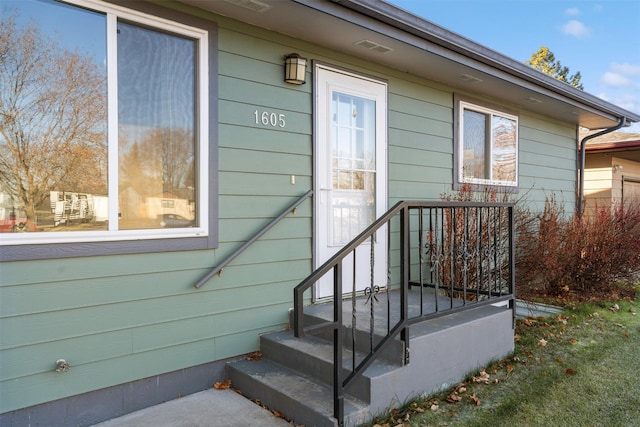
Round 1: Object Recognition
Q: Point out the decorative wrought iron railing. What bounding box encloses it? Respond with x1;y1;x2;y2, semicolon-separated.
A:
293;200;515;426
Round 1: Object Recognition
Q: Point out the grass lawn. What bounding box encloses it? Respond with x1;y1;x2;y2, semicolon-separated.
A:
366;293;640;427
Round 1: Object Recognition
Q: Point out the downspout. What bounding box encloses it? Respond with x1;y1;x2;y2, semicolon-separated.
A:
577;116;626;216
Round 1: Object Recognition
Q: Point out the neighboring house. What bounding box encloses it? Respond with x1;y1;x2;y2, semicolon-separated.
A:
1;1;639;426
582;131;640;213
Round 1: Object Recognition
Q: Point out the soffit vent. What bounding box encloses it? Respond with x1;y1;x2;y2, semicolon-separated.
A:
224;0;272;13
355;39;394;54
458;74;483;84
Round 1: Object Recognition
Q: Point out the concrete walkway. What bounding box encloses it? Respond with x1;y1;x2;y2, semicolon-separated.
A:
92;388;292;427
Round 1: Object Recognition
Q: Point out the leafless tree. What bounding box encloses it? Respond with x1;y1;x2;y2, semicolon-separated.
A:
0;12;107;219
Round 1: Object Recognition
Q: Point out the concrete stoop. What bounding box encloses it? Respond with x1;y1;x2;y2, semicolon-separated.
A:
227;303;514;427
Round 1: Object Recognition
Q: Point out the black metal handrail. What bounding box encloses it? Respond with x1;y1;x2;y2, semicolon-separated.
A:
293;200;515;426
194;190;313;289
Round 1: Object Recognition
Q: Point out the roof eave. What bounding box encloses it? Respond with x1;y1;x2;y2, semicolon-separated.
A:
328;0;640;127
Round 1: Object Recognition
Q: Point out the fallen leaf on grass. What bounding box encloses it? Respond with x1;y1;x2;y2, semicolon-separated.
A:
569;339;578;345
472;369;491;384
446;392;462;403
470;393;481;406
213;379;232;390
538;338;548;347
430;403;439;411
609;304;620;312
565;368;575;375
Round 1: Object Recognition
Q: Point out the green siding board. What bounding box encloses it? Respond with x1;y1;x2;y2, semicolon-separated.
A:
0;339;216;414
389;79;453;108
213;328;266;360
218;76;311;118
198;259;311;292
219;125;311;156
389;181;449;200
211;302;289;338
389;129;452;154
390;146;452;169
521;114;576;139
220;171;312;196
2;266;276;318
213;238;310;266
389;110;452;139
1;330;132;381
1;280;294;349
389;93;452;123
219;217;310;242
218;195;312;218
389;164;451;184
520;150;575;170
220;147;310;175
521;139;575;160
0;251;210;287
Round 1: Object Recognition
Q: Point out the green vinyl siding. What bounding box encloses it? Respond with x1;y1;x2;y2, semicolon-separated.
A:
1;3;579;415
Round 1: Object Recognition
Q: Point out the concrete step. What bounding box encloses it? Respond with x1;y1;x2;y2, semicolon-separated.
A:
294;311;406;365
260;329;401;404
227;357;370;427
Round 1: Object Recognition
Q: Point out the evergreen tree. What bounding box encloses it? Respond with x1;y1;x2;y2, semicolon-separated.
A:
526;46;584;90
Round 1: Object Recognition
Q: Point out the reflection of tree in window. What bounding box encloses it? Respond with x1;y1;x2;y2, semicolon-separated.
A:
116;22;196;229
492;116;517;182
0;6;107;230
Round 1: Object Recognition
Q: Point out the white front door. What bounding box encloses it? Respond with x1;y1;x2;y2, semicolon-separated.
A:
315;64;388;300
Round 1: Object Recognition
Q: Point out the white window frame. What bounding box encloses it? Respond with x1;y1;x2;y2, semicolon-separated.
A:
2;0;209;247
1;0;218;260
455;96;519;190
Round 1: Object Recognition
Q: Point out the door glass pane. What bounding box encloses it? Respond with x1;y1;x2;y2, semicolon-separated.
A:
462;109;487;180
330;92;375;245
117;22;197;230
492;115;517;182
0;0;107;233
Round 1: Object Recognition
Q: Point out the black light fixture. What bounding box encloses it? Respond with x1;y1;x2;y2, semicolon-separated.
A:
284;53;307;85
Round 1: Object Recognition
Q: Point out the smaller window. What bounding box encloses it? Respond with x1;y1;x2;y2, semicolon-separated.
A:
454;96;518;189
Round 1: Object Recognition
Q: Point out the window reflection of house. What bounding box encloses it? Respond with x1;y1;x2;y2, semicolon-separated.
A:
147;191;195;222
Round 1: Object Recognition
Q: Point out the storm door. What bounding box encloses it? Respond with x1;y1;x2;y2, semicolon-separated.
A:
314;64;387;299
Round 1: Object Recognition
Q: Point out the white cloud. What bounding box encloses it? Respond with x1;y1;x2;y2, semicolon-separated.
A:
611;62;640;76
565;7;580;16
562;20;592;38
601;72;633;87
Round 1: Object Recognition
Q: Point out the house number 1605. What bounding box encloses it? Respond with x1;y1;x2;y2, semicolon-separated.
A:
254;110;286;128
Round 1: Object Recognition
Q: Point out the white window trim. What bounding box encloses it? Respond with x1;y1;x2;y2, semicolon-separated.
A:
2;0;210;246
457;99;519;189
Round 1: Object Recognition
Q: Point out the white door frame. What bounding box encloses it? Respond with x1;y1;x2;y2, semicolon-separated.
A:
313;63;388;301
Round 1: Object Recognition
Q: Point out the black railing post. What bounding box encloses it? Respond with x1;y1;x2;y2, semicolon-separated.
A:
401;206;410;364
333;263;344;426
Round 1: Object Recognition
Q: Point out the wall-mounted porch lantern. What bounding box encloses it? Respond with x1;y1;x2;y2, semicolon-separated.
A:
284;53;307;85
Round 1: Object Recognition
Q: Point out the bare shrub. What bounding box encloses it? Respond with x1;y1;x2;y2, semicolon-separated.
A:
516;197;640;299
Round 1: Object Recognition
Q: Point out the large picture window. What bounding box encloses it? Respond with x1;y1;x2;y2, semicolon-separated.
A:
0;0;217;259
454;95;518;189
